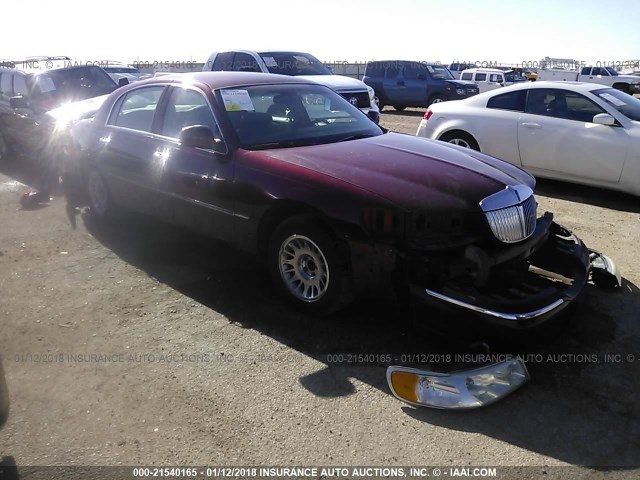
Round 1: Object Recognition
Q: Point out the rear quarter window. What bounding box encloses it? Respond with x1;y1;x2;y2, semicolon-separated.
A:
487;90;527;111
461;72;473;81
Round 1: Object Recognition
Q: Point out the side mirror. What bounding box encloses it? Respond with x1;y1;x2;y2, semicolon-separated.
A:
593;113;617;126
9;95;29;109
179;125;226;152
118;78;129;87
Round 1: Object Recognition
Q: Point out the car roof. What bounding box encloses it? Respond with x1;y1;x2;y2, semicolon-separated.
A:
133;71;321;90
369;60;441;65
461;68;505;74
452;80;613;105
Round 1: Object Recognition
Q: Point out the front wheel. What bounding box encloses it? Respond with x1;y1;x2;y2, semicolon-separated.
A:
428;94;448;105
393;105;406;111
268;216;354;316
86;169;112;217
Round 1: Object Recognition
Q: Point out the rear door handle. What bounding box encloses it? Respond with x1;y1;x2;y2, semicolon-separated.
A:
521;122;541;129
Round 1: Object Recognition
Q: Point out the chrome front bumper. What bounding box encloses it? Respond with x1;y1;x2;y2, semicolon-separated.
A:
410;222;610;329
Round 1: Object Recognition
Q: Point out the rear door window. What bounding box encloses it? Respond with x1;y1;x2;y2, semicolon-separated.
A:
109;86;166;132
475;73;487;82
403;62;427;80
232;53;260;72
385;63;401;79
160;87;221;139
212;52;235;71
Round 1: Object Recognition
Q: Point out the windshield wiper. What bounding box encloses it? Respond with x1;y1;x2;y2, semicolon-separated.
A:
335;133;379;143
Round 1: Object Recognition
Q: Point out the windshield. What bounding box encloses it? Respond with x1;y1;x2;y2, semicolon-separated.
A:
426;64;455;80
31;66;117;107
605;67;619;76
593;88;640;121
217;84;383;150
104;67;140;74
504;70;526;82
259;52;333;76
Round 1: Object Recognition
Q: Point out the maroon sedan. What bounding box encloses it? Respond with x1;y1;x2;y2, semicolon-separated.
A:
64;72;615;327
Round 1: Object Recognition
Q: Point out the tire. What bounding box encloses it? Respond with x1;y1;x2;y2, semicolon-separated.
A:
268;216;354;316
377;97;385;111
85;169;111;218
393;105;406;111
428;94;448;105
439;131;480;150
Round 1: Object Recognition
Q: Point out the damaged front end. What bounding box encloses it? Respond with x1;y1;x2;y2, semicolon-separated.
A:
405;185;620;329
381;184;621;409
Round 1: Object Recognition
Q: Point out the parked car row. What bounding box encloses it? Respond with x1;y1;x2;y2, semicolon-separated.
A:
417;81;640;196
0;53;624;410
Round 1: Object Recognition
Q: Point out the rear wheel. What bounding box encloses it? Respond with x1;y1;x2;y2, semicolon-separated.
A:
439;131;480;151
377;96;385;111
268;216;354;316
86;169;111;217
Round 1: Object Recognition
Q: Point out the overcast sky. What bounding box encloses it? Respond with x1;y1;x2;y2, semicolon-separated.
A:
2;0;638;66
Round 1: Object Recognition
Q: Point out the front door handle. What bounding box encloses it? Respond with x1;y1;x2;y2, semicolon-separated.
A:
521;122;542;129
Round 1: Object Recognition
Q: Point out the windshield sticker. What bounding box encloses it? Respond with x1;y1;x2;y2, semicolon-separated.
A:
600;93;627;107
220;89;255;111
37;77;56;93
262;56;278;68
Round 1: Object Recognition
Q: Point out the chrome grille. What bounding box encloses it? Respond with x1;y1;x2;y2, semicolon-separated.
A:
485;195;537;243
480;186;537;243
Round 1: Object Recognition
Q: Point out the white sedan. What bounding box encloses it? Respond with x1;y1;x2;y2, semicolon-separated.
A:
416;81;640;196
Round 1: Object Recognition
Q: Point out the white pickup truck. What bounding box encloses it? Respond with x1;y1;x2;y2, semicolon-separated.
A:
537;66;640;94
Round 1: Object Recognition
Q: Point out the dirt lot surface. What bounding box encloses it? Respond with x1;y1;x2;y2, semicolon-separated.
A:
1;110;639;475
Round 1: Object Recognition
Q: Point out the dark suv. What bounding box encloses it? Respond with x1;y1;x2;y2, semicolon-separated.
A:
363;60;479;111
0;58;119;159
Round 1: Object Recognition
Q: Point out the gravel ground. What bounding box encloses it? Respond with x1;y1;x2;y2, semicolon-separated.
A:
0;110;639;475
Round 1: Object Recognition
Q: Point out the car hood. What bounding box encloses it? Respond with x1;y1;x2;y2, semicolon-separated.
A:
616;74;640;82
256;132;535;212
297;74;369;91
46;94;111;125
444;79;478;88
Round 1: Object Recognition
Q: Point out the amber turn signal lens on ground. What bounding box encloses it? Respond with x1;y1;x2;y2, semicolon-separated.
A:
387;358;530;409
